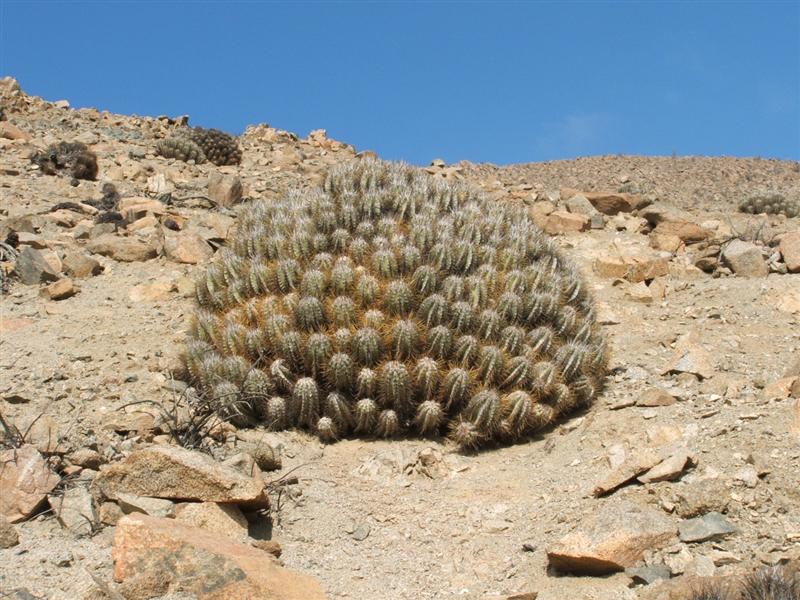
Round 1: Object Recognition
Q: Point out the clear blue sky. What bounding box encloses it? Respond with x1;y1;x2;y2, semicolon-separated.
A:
1;1;798;165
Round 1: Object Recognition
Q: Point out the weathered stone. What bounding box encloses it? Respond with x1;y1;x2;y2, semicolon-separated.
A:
128;279;176;302
543;211;589;235
625;564;671;585
164;230;213;264
733;465;759;488
208;173;243;207
99;501;124;526
40;278;76;300
762;377;799;400
19;414;66;454
15;247;60;285
593;254;669;283
565;194;599;216
0;121;32;141
650;232;683;253
640;203;696;226
661;331;714;380
593;449;661;496
678;512;737;543
674;479;731;518
653;220;711;243
0;514;19;548
637;388;677;407
175;502;248;540
779;230;800;273
118;197;167;221
546;501;677;574
117;493;176;518
61;249;103;278
0;446;60;522
529;200;556;229
113;514;325;600
86;234;158;262
560;188;647;215
92;445;269;508
791;399;800;440
638;450;693;484
48;486;96;536
721;240;768;278
625;281;653;303
67;448;104;469
251;539;283;558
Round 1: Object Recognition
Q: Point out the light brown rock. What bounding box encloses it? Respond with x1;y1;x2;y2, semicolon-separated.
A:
92;445;269;508
560;188;647;215
117;493;176;518
40;278;76;300
792;399;800;440
208;172;243;207
15;247;61;285
650;232;683;253
762;377;799;400
546;501;677;574
638;450;693;483
529;200;555;228
0;121;31;141
118;197;167;221
86;234;158;262
48;486;96;535
164;231;213;264
653;220;711;243
721;240;768;278
661;331;714;380
175;502;249;540
0;514;19;548
593;449;661;496
113;514;325;600
543;211;589;235
61;249;103;278
0;446;60;522
565;194;599;216
638;388;677;407
128;279;176;302
593;255;669;283
779;230;800;273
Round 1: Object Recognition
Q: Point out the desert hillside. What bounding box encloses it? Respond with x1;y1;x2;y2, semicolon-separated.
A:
1;77;799;600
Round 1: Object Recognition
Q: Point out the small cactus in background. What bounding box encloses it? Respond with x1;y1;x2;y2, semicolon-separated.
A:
156;126;242;166
182;158;609;449
739;193;799;218
32;141;98;180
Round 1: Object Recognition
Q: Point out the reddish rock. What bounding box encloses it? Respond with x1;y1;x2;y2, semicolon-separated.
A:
650;232;683;253
661;331;714;380
92;445;269;508
87;234;158;262
638;450;694;484
113;514;325;600
0;446;60;523
637;388;677;407
547;501;677;574
543;211;589;235
128;279;176;302
118;197;167;221
762;377;799;400
779;230;800;273
593;254;669;283
560;188;647;215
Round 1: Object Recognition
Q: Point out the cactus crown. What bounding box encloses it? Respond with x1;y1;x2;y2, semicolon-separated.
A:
156;126;242;166
183;158;609;448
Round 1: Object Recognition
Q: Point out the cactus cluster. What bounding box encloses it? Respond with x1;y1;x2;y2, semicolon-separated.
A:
739;194;799;218
182;158;609;448
32;141;98;180
156;127;241;166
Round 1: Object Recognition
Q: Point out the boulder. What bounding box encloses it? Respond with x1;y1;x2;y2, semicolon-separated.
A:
0;514;19;548
92;445;269;508
113;514;325;600
543;211;589;235
15;247;61;285
0;446;60;522
720;240;768;278
61;249;103;278
86;234;158;262
779;230;800;273
164;231;213;264
208;173;243;207
40;278;76;300
174;502;249;540
546;501;677;574
559;188;647;215
48;486;96;535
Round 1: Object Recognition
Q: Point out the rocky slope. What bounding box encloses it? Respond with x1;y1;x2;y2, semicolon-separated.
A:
1;77;799;600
